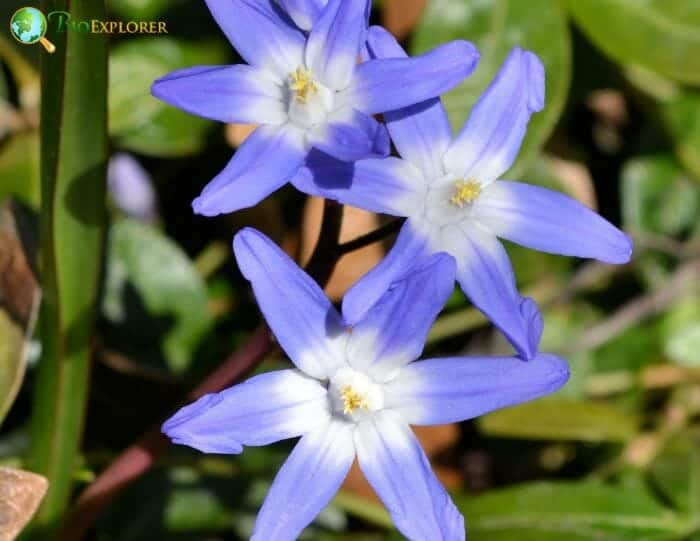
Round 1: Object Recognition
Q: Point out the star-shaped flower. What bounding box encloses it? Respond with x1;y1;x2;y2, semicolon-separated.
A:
162;227;569;540
294;27;633;360
151;0;478;217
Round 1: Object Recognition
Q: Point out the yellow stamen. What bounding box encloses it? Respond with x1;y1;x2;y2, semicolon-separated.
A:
289;67;318;104
450;179;481;207
341;385;368;415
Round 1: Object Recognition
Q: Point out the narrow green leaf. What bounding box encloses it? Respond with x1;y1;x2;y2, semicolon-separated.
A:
566;0;700;85
459;481;689;541
411;0;571;177
478;399;639;442
28;0;108;536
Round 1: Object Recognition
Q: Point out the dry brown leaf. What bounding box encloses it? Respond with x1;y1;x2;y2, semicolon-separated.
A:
0;203;39;327
548;156;598;210
0;468;48;541
0;202;40;424
225;123;256;148
383;0;427;39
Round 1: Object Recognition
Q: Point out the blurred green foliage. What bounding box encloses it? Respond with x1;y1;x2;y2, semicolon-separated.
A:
1;0;700;539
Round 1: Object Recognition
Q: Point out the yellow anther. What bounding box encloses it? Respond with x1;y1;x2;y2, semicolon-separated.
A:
341;385;368;415
450;179;481;207
289;67;318;104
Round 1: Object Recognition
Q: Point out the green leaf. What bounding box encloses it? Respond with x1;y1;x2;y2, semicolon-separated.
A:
459;481;689;541
660;298;700;367
662;91;700;182
103;219;213;374
478;399;638;442
566;0;700;85
411;0;571;177
28;0;109;536
621;155;700;236
649;432;700;513
0;134;40;208
109;37;227;157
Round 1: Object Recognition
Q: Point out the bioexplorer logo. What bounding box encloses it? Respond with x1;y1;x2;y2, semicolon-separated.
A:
10;7;55;53
10;6;168;54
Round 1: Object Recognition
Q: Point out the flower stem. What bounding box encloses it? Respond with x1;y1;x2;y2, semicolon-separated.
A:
338;218;404;255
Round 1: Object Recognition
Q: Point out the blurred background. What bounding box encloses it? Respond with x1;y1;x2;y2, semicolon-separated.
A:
1;0;700;539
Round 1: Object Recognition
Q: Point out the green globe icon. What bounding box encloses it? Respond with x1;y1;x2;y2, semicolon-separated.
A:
10;7;55;53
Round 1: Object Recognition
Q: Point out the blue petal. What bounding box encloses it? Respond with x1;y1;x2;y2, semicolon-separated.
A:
305;0;369;90
294;155;425;215
151;64;286;124
278;0;324;31
385;353;570;425
289;148;355;196
204;0;305;76
342;222;431;326
475;181;633;264
307;107;389;162
364;26;453;179
346;253;456;381
108;153;157;221
252;420;354;541
445;225;542;359
162;369;328;454
355;411;465;541
444;47;545;184
233;228;348;379
344;39;479;115
192;124;306;216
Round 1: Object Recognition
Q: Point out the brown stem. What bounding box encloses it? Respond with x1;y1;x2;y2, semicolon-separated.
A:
337;218;404;255
62;201;346;540
304;200;344;286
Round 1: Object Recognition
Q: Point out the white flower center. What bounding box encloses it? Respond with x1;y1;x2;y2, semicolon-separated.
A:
328;367;384;422
286;66;334;129
423;175;482;227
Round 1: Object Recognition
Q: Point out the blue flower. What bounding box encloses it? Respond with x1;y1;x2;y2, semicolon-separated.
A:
162;227;569;541
151;0;478;217
295;27;634;360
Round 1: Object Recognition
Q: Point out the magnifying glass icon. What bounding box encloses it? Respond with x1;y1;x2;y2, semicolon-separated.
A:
10;7;56;54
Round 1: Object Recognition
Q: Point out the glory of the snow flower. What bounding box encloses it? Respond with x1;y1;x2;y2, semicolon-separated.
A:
294;27;633;360
151;0;478;217
162;227;570;541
